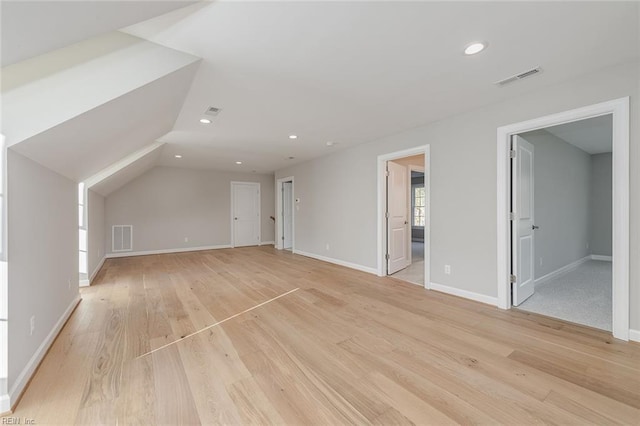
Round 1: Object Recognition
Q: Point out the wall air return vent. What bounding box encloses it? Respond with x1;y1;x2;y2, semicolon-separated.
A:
112;225;133;252
204;106;221;116
495;66;542;86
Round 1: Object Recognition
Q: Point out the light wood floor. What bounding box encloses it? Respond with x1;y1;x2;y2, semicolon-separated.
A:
8;247;640;425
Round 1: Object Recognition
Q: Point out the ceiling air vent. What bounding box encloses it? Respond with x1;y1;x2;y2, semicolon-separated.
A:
204;106;221;116
495;66;542;86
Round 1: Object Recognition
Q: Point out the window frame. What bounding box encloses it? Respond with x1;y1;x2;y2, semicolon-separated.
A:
412;184;426;227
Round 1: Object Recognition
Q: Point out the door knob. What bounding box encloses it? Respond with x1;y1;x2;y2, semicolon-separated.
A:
532;225;539;230
234;217;238;220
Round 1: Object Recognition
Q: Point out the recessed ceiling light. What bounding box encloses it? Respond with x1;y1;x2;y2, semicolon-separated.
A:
289;135;298;139
464;42;487;55
199;118;212;124
326;141;335;146
174;154;182;159
235;161;242;165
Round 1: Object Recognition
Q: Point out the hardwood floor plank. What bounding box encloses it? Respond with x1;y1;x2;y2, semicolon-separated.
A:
509;349;640;409
151;345;201;425
227;377;286;425
121;356;157;425
4;247;639;425
543;390;626;425
367;371;457;425
338;337;501;424
79;308;126;408
176;334;245;425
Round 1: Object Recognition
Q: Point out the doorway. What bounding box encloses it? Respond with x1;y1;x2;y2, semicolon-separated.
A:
231;181;261;247
276;176;295;251
511;116;613;331
497;97;629;340
377;146;430;288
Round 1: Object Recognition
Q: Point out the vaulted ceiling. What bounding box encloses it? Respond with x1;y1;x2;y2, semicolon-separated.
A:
1;0;198;66
125;1;639;173
1;31;199;184
1;1;638;195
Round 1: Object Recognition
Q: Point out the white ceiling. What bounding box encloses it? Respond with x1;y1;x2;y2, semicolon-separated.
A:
0;0;199;66
121;1;639;173
2;1;637;192
543;114;613;155
89;144;165;196
11;62;199;182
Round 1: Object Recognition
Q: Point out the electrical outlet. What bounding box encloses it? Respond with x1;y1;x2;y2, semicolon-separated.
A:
539;257;543;266
184;237;189;243
444;265;451;275
30;316;35;336
326;243;330;251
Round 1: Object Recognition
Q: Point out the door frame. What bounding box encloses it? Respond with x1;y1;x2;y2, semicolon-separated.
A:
377;145;430;289
407;164;425;265
496;97;629;340
275;176;295;251
230;181;261;248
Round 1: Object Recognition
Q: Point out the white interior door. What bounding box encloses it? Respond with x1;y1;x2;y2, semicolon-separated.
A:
232;182;260;247
387;161;409;274
282;181;293;249
512;135;536;306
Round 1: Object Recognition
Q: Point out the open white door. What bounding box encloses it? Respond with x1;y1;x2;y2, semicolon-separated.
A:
282;181;293;249
232;182;260;247
511;135;536;306
387;161;409;274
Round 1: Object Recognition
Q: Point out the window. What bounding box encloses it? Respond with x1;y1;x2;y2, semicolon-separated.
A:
78;183;87;275
413;186;425;226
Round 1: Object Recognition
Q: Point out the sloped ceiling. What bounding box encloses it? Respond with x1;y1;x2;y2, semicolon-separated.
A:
2;32;200;147
89;143;165;196
0;0;199;66
2;32;200;182
122;1;639;174
11;63;198;182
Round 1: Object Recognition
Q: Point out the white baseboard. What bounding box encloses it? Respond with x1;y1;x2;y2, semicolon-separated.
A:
429;282;498;306
88;256;106;284
534;255;591;287
106;244;232;259
591;254;612;262
79;279;90;287
629;329;640;343
293;250;377;275
259;241;275;246
2;295;81;413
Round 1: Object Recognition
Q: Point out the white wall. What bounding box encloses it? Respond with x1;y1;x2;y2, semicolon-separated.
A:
274;60;639;329
519;130;591;278
7;150;78;397
591;153;613;257
105;166;275;254
87;189;105;280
